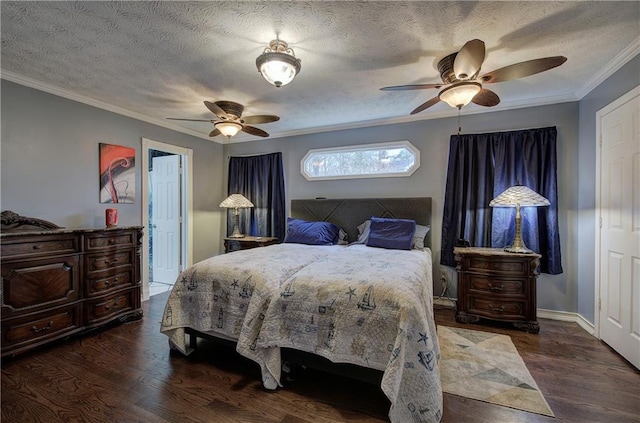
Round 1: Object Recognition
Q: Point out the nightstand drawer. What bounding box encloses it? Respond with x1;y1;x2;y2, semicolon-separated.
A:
224;236;279;253
468;276;524;296
468;297;528;320
466;256;528;275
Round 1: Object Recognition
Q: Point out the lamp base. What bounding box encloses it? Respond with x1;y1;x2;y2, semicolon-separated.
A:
503;245;535;254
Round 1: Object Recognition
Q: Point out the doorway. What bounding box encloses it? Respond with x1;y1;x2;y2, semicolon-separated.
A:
141;138;193;301
595;86;640;369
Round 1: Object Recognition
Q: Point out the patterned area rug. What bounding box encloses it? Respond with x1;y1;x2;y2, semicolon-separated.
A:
438;325;554;417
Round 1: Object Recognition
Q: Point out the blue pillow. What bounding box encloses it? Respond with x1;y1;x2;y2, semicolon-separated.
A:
366;217;416;250
284;218;340;245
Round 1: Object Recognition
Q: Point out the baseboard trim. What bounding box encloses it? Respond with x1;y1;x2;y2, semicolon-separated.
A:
537;308;595;335
438;300;597;336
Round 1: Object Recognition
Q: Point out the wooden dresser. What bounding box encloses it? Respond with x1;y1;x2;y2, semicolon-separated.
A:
454;247;541;333
1;226;143;357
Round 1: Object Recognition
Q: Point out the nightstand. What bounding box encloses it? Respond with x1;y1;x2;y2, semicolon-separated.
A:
224;236;279;253
454;247;541;334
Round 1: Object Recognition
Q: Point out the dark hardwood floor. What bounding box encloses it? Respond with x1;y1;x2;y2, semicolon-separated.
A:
2;292;638;423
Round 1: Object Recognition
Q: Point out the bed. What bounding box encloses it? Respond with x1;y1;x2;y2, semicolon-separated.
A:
160;198;442;423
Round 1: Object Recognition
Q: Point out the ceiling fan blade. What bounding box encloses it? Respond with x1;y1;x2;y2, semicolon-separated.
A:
166;118;212;122
471;89;500;107
241;125;269;137
381;83;445;91
480;56;567;84
209;128;221;137
410;96;441;115
204;101;227;119
242;115;280;124
454;39;486;80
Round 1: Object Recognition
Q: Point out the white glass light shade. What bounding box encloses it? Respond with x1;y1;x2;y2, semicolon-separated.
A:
215;121;242;138
256;40;301;88
439;82;482;109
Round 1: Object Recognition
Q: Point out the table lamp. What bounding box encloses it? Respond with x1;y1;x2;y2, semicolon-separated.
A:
220;194;254;238
489;184;550;253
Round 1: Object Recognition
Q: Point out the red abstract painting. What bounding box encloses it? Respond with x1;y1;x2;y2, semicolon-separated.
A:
99;143;135;203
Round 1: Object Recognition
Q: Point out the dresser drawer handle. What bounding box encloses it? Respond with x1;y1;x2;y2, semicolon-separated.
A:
104;259;118;267
32;321;54;333
105;278;119;288
104;301;120;311
32;245;42;250
488;283;504;291
489;305;505;312
108;239;116;245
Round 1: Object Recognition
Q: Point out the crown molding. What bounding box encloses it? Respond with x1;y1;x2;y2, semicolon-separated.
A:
575;36;640;100
0;70;217;143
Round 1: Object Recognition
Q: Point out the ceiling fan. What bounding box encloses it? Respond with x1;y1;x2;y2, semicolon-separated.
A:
381;39;567;114
167;100;280;138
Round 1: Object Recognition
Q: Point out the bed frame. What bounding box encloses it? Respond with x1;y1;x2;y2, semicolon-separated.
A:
185;197;433;386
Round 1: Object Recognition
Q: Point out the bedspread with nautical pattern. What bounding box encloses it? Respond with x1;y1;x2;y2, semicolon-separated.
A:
255;244;443;423
160;243;344;386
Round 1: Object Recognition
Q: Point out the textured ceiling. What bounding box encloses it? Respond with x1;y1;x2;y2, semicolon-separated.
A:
2;1;639;143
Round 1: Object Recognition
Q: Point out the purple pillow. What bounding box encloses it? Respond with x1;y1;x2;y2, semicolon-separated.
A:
366;217;416;250
284;218;340;245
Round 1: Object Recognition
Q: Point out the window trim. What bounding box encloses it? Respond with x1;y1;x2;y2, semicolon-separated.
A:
301;140;420;181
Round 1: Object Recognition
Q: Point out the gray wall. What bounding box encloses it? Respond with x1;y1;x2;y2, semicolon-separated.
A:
1;80;225;262
577;55;640;323
224;101;580;314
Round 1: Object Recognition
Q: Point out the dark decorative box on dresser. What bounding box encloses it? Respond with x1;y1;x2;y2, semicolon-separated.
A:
224;236;279;253
1;219;143;357
454;247;541;334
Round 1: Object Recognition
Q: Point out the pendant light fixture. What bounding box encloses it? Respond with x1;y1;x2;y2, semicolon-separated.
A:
256;38;301;88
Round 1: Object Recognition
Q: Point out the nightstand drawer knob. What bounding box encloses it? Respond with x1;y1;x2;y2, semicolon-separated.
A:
488;283;504;291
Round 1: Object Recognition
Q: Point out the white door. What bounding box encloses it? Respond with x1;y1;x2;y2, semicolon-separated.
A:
152;154;181;284
598;89;640;369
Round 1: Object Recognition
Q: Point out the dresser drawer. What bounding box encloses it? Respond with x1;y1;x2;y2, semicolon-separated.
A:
1;304;83;353
468;296;528;320
1;235;80;260
84;290;136;325
467;275;525;296
84;231;137;252
465;256;528;275
85;250;134;274
85;270;134;297
1;255;80;319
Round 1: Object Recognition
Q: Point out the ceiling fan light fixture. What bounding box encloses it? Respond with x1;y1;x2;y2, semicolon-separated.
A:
256;39;301;88
439;82;482;109
215;121;242;138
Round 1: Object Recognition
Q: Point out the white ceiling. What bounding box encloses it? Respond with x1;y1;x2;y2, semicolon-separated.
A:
2;1;639;143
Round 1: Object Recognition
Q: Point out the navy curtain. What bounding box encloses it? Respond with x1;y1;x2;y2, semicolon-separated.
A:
441;127;562;274
227;152;286;241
